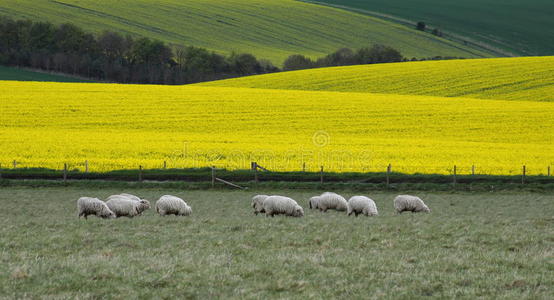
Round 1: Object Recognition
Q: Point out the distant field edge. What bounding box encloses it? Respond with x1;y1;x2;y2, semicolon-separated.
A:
0;66;95;82
299;0;515;57
1;168;554;192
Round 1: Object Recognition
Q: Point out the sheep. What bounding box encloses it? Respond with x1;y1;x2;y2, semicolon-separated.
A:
252;194;269;215
308;196;320;209
347;196;378;217
394;195;431;214
105;195;150;218
117;193;151;215
119;193;141;202
77;197;116;219
316;192;348;212
155;195;192;216
263;195;304;217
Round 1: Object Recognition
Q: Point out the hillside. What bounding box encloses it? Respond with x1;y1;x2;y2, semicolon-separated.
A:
0;0;491;66
1;81;553;175
0;66;91;82
201;57;554;102
310;0;554;56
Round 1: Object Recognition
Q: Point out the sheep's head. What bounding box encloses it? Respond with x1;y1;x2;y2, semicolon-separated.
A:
253;202;266;214
101;207;116;219
182;205;192;216
423;206;431;213
140;199;151;209
293;206;304;217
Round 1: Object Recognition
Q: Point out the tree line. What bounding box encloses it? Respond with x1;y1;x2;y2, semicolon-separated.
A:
282;46;404;71
0;17;437;84
0;17;279;84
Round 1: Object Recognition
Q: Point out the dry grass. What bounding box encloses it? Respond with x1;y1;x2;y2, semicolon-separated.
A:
0;186;552;298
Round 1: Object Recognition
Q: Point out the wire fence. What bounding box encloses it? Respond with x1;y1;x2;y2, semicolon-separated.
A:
1;159;552;187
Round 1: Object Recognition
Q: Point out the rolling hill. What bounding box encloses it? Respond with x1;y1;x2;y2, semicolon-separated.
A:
1;81;553;175
201;57;554;102
309;0;554;56
0;66;92;82
0;0;491;66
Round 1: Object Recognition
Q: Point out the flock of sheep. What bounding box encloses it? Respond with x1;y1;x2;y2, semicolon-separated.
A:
252;193;430;217
77;194;191;219
76;192;430;219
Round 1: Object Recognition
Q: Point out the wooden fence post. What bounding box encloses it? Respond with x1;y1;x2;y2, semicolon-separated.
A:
453;165;457;187
211;166;216;188
163;161;167;169
386;164;391;188
254;162;258;183
472;165;475;176
63;163;67;183
522;165;526;184
13;160;16;169
85;160;89;173
320;166;324;184
139;165;143;182
548;166;551;177
302;162;306;172
0;163;2;179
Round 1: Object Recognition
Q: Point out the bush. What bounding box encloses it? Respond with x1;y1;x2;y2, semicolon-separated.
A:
283;54;315;71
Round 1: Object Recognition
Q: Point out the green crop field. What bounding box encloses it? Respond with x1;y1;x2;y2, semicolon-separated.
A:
0;66;91;83
202;57;554;102
0;0;491;66
0;186;552;298
310;0;554;56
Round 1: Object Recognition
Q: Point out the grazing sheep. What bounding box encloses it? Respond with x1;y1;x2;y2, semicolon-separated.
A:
316;192;348;212
252;194;269;215
117;193;151;215
155;195;192;216
119;193;141;201
394;195;430;214
308;196;320;209
347;196;378;217
106;195;150;218
77;197;116;219
263;195;304;217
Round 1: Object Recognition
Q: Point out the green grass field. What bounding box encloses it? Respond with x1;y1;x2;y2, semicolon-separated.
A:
202;57;554;101
0;0;491;66
1;186;552;298
311;0;554;56
0;66;91;82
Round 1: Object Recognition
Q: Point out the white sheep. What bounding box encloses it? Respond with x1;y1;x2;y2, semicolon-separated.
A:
106;195;150;218
308;196;320;209
263;195;304;217
155;195;192;216
252;194;269;215
347;196;378;217
117;193;151;215
77;197;116;219
394;195;431;214
316;192;348;212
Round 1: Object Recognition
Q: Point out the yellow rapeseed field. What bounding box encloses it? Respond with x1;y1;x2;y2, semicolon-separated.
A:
201;57;554;102
1;81;553;175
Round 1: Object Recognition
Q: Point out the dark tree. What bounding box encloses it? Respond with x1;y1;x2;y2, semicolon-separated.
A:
432;28;443;37
356;45;403;64
228;53;261;75
316;48;355;67
283;54;315;71
416;21;426;31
